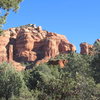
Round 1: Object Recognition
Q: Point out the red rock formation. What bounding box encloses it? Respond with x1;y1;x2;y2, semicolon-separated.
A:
80;42;93;55
0;24;76;69
15;25;76;64
48;60;68;68
0;30;10;62
11;61;25;71
58;60;67;68
43;38;59;58
8;45;13;62
16;32;37;62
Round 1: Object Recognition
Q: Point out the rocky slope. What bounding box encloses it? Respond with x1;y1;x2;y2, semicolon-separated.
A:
0;24;76;70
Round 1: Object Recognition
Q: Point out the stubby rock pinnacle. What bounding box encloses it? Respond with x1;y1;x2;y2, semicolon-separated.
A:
80;42;93;55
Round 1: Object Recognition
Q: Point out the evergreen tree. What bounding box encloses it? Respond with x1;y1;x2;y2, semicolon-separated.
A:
91;53;100;83
0;0;23;34
91;40;100;83
24;58;96;100
0;62;23;100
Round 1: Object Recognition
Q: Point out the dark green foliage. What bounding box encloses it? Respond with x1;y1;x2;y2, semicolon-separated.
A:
93;40;100;53
65;52;93;77
26;65;76;100
91;53;100;83
0;62;23;100
95;84;100;98
0;0;23;34
0;0;23;11
91;40;100;83
62;53;96;100
0;51;100;100
0;14;7;35
26;64;54;90
18;85;34;100
50;53;68;60
24;57;96;100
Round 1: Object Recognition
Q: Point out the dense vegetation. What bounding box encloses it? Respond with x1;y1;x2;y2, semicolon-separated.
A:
0;0;100;100
0;41;100;100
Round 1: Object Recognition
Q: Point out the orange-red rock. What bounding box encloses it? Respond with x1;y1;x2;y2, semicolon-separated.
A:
8;45;13;62
58;60;67;68
0;31;10;62
11;61;25;71
80;42;93;55
48;60;68;68
0;24;76;70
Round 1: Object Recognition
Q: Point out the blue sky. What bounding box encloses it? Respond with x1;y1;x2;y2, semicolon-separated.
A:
3;0;100;52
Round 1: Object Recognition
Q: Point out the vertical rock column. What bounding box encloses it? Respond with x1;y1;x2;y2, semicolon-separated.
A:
0;33;10;62
44;38;59;58
16;32;37;62
80;43;89;55
8;45;13;62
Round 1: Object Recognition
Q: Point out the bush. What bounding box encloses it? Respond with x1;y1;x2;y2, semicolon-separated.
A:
24;60;96;100
0;62;23;100
91;53;100;83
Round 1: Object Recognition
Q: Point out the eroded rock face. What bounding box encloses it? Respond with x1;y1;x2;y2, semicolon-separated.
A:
80;42;93;55
0;30;10;62
14;25;76;64
0;24;76;69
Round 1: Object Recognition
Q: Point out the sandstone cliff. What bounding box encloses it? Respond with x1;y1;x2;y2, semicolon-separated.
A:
0;24;76;70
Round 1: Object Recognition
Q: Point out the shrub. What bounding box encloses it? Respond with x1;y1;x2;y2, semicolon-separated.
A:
0;62;23;100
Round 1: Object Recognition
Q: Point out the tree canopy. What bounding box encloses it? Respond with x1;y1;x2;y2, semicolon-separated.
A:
0;62;23;100
0;0;22;11
0;0;23;33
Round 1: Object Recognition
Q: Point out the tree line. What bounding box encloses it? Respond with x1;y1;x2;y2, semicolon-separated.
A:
0;41;100;100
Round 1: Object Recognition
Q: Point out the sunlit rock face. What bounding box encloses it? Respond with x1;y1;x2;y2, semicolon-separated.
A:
80;42;93;55
0;24;76;69
0;30;10;62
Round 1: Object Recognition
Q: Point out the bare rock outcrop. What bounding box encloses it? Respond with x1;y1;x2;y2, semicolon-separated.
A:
48;60;68;68
0;30;10;62
0;24;76;69
80;42;93;55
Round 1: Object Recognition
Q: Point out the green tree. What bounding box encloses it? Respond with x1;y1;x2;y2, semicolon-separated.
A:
91;53;100;83
91;40;100;83
0;62;23;100
93;40;100;54
0;0;23;34
24;58;96;100
26;64;77;100
65;52;93;77
63;53;96;100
